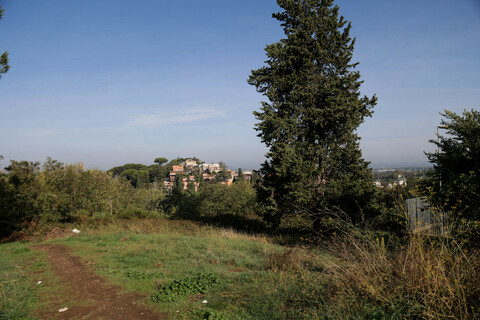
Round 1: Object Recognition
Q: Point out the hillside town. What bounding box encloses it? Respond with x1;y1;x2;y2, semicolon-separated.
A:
165;159;253;191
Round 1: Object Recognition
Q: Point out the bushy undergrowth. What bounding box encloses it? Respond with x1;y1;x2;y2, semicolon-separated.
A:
167;181;257;221
0;159;168;238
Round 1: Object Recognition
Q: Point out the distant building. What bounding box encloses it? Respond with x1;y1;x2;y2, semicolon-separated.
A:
201;163;221;173
172;165;184;172
184;159;197;170
184;159;197;166
374;180;383;188
227;169;236;178
378;169;395;173
243;171;253;181
394;175;407;187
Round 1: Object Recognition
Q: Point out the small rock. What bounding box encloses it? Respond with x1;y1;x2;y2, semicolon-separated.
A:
72;229;80;234
37;281;42;285
58;307;68;312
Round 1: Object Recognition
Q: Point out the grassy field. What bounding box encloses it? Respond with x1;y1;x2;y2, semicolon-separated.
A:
1;218;479;319
0;219;332;319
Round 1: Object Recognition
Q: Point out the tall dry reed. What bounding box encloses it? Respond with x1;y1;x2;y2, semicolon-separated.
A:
322;225;480;319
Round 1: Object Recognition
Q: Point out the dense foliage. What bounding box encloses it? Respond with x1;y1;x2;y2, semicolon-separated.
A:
0;158;164;238
167;180;257;220
248;0;377;228
425;109;480;221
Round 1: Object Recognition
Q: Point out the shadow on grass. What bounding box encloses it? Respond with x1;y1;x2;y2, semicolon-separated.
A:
179;213;268;234
171;213;322;246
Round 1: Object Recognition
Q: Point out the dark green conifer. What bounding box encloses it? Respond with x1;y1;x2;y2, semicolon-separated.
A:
248;0;377;228
236;168;245;182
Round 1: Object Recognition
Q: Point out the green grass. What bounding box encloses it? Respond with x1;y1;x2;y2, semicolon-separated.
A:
0;242;41;320
28;219;330;319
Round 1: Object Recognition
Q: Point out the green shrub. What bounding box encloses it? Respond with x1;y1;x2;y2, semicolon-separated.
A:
202;311;228;320
151;273;219;302
125;271;163;281
197;182;256;217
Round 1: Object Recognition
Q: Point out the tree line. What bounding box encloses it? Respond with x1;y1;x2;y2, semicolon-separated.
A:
0;157;259;238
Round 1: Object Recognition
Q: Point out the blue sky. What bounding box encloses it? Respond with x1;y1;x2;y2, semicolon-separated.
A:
1;0;479;170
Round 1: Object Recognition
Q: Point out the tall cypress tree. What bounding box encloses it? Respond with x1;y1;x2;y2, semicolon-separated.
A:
248;0;377;228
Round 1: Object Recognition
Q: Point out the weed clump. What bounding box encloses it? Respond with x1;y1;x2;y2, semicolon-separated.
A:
125;271;163;281
151;273;219;302
264;248;308;273
202;310;228;320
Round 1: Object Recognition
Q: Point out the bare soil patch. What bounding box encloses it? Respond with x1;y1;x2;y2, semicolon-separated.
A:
32;244;164;320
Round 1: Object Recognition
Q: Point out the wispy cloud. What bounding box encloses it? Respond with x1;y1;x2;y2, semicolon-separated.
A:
118;107;225;131
23;129;59;137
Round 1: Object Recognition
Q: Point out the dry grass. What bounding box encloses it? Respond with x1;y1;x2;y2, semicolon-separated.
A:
264;246;317;273
322;229;480;319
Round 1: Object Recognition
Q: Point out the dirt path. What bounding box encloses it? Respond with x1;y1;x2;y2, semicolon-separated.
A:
33;244;165;320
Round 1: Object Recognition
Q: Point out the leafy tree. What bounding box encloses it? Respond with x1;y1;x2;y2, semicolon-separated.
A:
193;167;205;189
154;157;168;166
214;169;231;183
109;163;147;177
0;161;41;237
108;163;150;187
108;165;125;177
168;158;185;167
218;161;227;170
248;0;377;228
197;181;257;217
425;109;480;221
235;168;245;182
148;164;169;183
0;6;10;78
123;163;147;171
120;168;149;188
